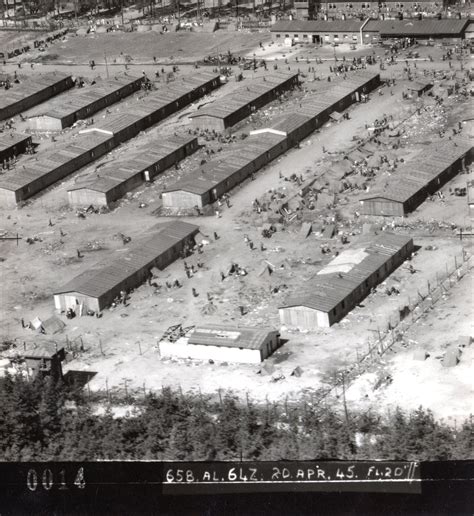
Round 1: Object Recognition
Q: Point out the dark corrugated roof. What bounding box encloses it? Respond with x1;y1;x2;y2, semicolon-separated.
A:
0;132;113;192
0;132;31;152
188;325;278;350
280;232;413;313
361;138;473;204
163;132;286;196
190;72;298;121
68;135;196;194
0;71;220;195
27;74;143;120
23;342;64;358
53;220;199;299
369;18;470;36
271;19;365;33
0;72;71;111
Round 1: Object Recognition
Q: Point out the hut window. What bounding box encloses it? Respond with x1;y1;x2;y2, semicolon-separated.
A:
332;308;337;316
276;34;281;38
303;34;308;39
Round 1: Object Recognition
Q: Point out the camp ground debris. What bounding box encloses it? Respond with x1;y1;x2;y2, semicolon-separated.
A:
413;350;429;361
442;347;461;367
329;111;343;122
201;302;218;315
161;324;195;343
257;362;275;375
322;223;336;239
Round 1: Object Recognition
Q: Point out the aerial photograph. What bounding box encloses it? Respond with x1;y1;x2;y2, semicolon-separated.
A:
0;0;472;488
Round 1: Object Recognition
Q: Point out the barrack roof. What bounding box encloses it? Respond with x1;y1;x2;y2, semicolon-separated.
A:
0;72;72;112
280;233;413;313
163;132;286;196
53;221;199;299
27;74;143;120
189;72;298;121
0;132;31;152
361;138;473;205
271;19;366;33
68;135;196;194
188;325;278;350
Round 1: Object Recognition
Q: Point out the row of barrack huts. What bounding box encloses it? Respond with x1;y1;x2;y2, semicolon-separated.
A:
0;71;222;206
52;220;413;333
26;73;145;132
0;71;300;207
161;71;381;210
66;71;299;207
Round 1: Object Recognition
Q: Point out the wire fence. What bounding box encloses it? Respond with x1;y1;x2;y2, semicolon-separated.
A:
61;251;471;413
314;250;472;406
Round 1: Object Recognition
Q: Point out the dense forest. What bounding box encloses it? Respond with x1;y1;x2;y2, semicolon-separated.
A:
0;374;471;461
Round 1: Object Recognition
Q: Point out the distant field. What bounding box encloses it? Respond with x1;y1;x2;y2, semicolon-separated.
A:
44;30;272;63
0;30;48;49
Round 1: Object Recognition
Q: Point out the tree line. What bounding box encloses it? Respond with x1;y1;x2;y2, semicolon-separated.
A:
0;374;471;461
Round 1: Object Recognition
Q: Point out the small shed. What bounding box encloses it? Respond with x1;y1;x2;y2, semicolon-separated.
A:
407;81;433;97
159;325;281;364
22;342;66;380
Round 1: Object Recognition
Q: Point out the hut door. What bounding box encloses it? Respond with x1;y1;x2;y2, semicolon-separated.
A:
355;91;360;102
65;295;77;310
144;170;150;182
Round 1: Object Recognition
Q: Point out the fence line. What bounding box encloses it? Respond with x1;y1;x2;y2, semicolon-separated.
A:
314;251;472;406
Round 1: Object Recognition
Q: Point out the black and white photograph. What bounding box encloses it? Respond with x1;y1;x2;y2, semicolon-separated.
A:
0;0;472;513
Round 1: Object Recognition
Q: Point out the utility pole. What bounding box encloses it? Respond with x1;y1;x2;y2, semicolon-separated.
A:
341;373;350;425
104;51;109;78
121;0;124;26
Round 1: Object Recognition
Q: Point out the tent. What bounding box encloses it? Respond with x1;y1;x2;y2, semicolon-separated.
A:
300;222;312;238
291;366;303;377
413;350;429;361
42;315;66;335
29;317;43;331
442;347;461;367
322;224;336;239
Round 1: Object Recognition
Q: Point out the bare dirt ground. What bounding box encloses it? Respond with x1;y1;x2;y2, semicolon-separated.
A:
25;30;272;65
1;29;472;421
346;269;473;422
0;30;49;50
